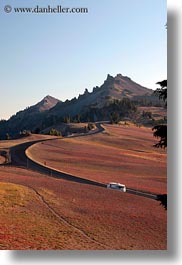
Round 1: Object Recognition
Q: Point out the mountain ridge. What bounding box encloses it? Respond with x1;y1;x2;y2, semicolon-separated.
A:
32;95;60;112
0;73;160;139
48;73;153;117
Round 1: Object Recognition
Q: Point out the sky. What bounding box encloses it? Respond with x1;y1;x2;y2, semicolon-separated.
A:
0;0;167;120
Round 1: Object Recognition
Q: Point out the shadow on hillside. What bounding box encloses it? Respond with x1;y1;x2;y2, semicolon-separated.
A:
157;194;167;210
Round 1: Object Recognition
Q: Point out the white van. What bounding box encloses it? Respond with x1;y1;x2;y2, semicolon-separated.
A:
107;182;126;192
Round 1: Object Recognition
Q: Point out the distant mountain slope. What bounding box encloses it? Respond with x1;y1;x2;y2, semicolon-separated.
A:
0;96;60;138
49;74;153;118
0;74;161;139
32;95;60;112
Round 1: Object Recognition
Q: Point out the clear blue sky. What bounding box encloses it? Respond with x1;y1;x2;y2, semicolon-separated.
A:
0;0;167;120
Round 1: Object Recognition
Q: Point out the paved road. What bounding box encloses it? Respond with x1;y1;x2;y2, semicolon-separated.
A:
126;188;157;200
9;123;158;200
10;124;106;189
11;143;105;188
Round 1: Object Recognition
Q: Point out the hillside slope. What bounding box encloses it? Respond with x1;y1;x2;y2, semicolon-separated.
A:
0;74;161;139
50;74;154;118
0;96;60;138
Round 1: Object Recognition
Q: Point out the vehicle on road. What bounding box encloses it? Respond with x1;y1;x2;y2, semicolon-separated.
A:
107;182;126;192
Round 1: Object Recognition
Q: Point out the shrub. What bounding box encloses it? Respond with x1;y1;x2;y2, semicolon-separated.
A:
19;130;31;138
87;123;95;131
49;128;61;136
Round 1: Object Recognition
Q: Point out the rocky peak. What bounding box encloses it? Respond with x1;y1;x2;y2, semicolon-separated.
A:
84;88;89;95
78;88;90;100
37;95;60;112
106;74;114;81
103;74;115;86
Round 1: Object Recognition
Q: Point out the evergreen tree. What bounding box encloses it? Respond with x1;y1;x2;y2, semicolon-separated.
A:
153;80;167;148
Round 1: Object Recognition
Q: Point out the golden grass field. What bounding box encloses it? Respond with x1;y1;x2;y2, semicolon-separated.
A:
28;124;167;194
138;106;167;119
0;134;59;149
0;166;166;250
0;124;167;249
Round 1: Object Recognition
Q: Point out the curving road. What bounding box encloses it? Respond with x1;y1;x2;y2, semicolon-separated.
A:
8;123;158;200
